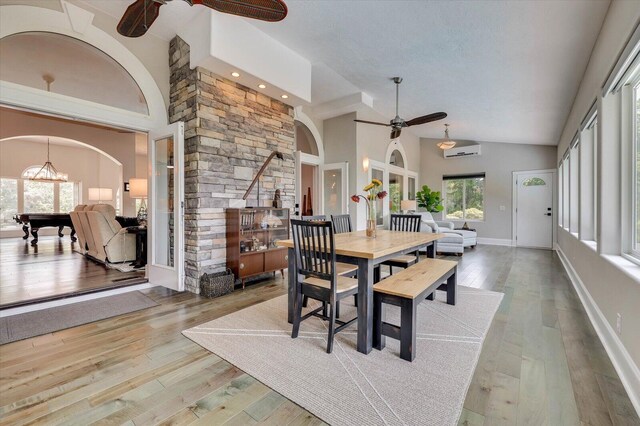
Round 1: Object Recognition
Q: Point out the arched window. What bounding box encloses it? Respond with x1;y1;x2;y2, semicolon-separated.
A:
389;149;405;168
21;165;44;179
523;177;546;186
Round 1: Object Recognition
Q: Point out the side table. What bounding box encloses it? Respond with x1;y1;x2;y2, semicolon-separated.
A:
127;226;147;268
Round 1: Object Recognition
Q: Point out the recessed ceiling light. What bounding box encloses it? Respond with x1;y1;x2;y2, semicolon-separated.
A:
231;72;240;78
281;94;289;99
258;84;266;89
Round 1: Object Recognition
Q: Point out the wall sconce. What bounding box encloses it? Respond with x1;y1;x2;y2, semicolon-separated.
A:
362;157;369;173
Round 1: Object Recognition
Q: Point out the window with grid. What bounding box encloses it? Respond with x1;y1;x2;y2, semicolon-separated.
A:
443;173;485;221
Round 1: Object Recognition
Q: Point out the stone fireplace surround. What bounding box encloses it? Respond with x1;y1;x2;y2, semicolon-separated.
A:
169;37;295;293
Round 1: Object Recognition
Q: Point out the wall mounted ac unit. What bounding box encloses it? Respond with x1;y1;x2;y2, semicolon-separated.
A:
443;144;481;159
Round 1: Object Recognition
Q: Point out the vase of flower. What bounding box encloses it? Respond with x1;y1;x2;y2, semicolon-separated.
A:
351;179;387;238
366;202;377;238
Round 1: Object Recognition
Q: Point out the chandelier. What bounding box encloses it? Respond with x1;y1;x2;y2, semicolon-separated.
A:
437;124;457;150
30;138;68;182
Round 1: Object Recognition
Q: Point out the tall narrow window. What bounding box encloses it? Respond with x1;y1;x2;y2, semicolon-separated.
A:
59;182;76;213
372;168;384;226
558;163;564;227
0;178;18;229
389;172;404;213
632;81;640;256
562;156;570;229
443;173;485;221
569;143;580;234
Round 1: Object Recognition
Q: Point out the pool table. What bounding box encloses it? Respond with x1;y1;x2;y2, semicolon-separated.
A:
14;213;76;246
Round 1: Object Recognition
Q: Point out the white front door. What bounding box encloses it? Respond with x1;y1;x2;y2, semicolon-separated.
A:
515;171;554;249
148;122;184;290
321;162;349;218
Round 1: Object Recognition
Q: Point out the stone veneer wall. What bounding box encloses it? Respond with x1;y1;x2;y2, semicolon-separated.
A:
169;37;295;293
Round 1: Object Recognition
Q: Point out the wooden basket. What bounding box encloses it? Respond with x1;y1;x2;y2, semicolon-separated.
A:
200;269;235;298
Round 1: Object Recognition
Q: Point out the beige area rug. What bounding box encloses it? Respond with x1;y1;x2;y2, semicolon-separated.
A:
183;287;503;426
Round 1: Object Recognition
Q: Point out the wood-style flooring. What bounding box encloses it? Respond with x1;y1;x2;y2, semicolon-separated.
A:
0;246;638;425
0;236;145;308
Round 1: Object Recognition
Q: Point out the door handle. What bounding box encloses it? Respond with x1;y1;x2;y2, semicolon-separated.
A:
545;213;552;216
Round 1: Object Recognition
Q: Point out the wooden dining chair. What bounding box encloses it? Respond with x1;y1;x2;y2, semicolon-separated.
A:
301;215;326;221
291;219;358;353
382;214;422;276
331;214;352;234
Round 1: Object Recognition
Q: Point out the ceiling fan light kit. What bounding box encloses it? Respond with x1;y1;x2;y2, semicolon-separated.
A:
117;0;288;38
354;77;447;140
437;124;457;150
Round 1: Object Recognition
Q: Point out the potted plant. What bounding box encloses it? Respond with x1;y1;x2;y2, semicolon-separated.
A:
415;185;444;213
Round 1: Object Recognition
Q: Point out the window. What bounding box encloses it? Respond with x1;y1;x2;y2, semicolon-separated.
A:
23;180;54;213
443;174;485;221
558;162;564;226
59;182;76;213
523;177;546;186
389;172;404;213
562;156;570;229
372;168;384;226
632;80;640;256
389;150;404;168
408;176;416;200
569;143;579;233
0;178;18;229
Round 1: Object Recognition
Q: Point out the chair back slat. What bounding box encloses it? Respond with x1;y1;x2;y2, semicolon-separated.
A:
291;219;336;286
390;214;421;232
302;215;326;221
331;214;352;234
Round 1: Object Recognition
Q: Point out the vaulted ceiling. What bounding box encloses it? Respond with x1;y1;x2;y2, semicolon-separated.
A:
83;0;611;145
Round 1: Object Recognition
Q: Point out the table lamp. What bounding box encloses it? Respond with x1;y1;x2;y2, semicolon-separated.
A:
401;199;417;214
129;178;148;225
88;187;113;203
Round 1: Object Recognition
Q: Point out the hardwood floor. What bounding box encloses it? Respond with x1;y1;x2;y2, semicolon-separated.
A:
0;236;145;308
0;246;637;425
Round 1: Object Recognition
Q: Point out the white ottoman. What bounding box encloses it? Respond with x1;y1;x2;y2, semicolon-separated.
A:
436;232;465;255
451;229;477;248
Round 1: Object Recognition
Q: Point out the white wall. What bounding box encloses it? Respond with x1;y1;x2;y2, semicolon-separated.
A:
420;139;557;240
553;0;640;391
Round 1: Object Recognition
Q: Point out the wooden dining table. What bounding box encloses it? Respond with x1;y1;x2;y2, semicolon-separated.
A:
277;230;446;354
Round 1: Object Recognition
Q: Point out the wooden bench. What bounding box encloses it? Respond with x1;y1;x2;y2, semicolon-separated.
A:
373;258;458;361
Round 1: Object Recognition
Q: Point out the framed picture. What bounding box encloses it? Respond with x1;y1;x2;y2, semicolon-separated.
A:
124;182;130;192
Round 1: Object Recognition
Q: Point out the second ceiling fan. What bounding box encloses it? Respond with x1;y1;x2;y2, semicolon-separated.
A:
355;77;447;139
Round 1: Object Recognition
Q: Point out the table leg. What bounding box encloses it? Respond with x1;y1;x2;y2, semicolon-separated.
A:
22;224;29;239
427;242;435;259
287;247;295;324
70;227;77;242
447;268;457;305
30;227;39;246
357;257;374;354
58;226;64;238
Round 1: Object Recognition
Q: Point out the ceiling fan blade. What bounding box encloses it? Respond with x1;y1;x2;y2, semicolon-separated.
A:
117;0;163;38
354;119;390;127
390;128;402;139
194;0;288;22
405;112;448;127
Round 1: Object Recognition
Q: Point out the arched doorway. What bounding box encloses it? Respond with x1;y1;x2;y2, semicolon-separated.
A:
295;120;321;216
0;4;184;295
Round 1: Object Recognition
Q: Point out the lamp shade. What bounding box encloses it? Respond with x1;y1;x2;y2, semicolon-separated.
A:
88;187;113;202
400;199;417;212
129;178;148;199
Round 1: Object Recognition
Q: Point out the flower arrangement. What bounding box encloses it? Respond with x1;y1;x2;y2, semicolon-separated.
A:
351;179;387;237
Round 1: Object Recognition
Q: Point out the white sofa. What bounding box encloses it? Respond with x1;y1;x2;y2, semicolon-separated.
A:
419;212;477;255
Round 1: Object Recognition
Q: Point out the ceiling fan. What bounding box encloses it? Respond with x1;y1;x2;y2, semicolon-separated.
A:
354;77;447;140
117;0;288;38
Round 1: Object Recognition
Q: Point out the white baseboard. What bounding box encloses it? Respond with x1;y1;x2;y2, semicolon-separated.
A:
557;247;640;416
0;283;154;317
476;237;514;246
